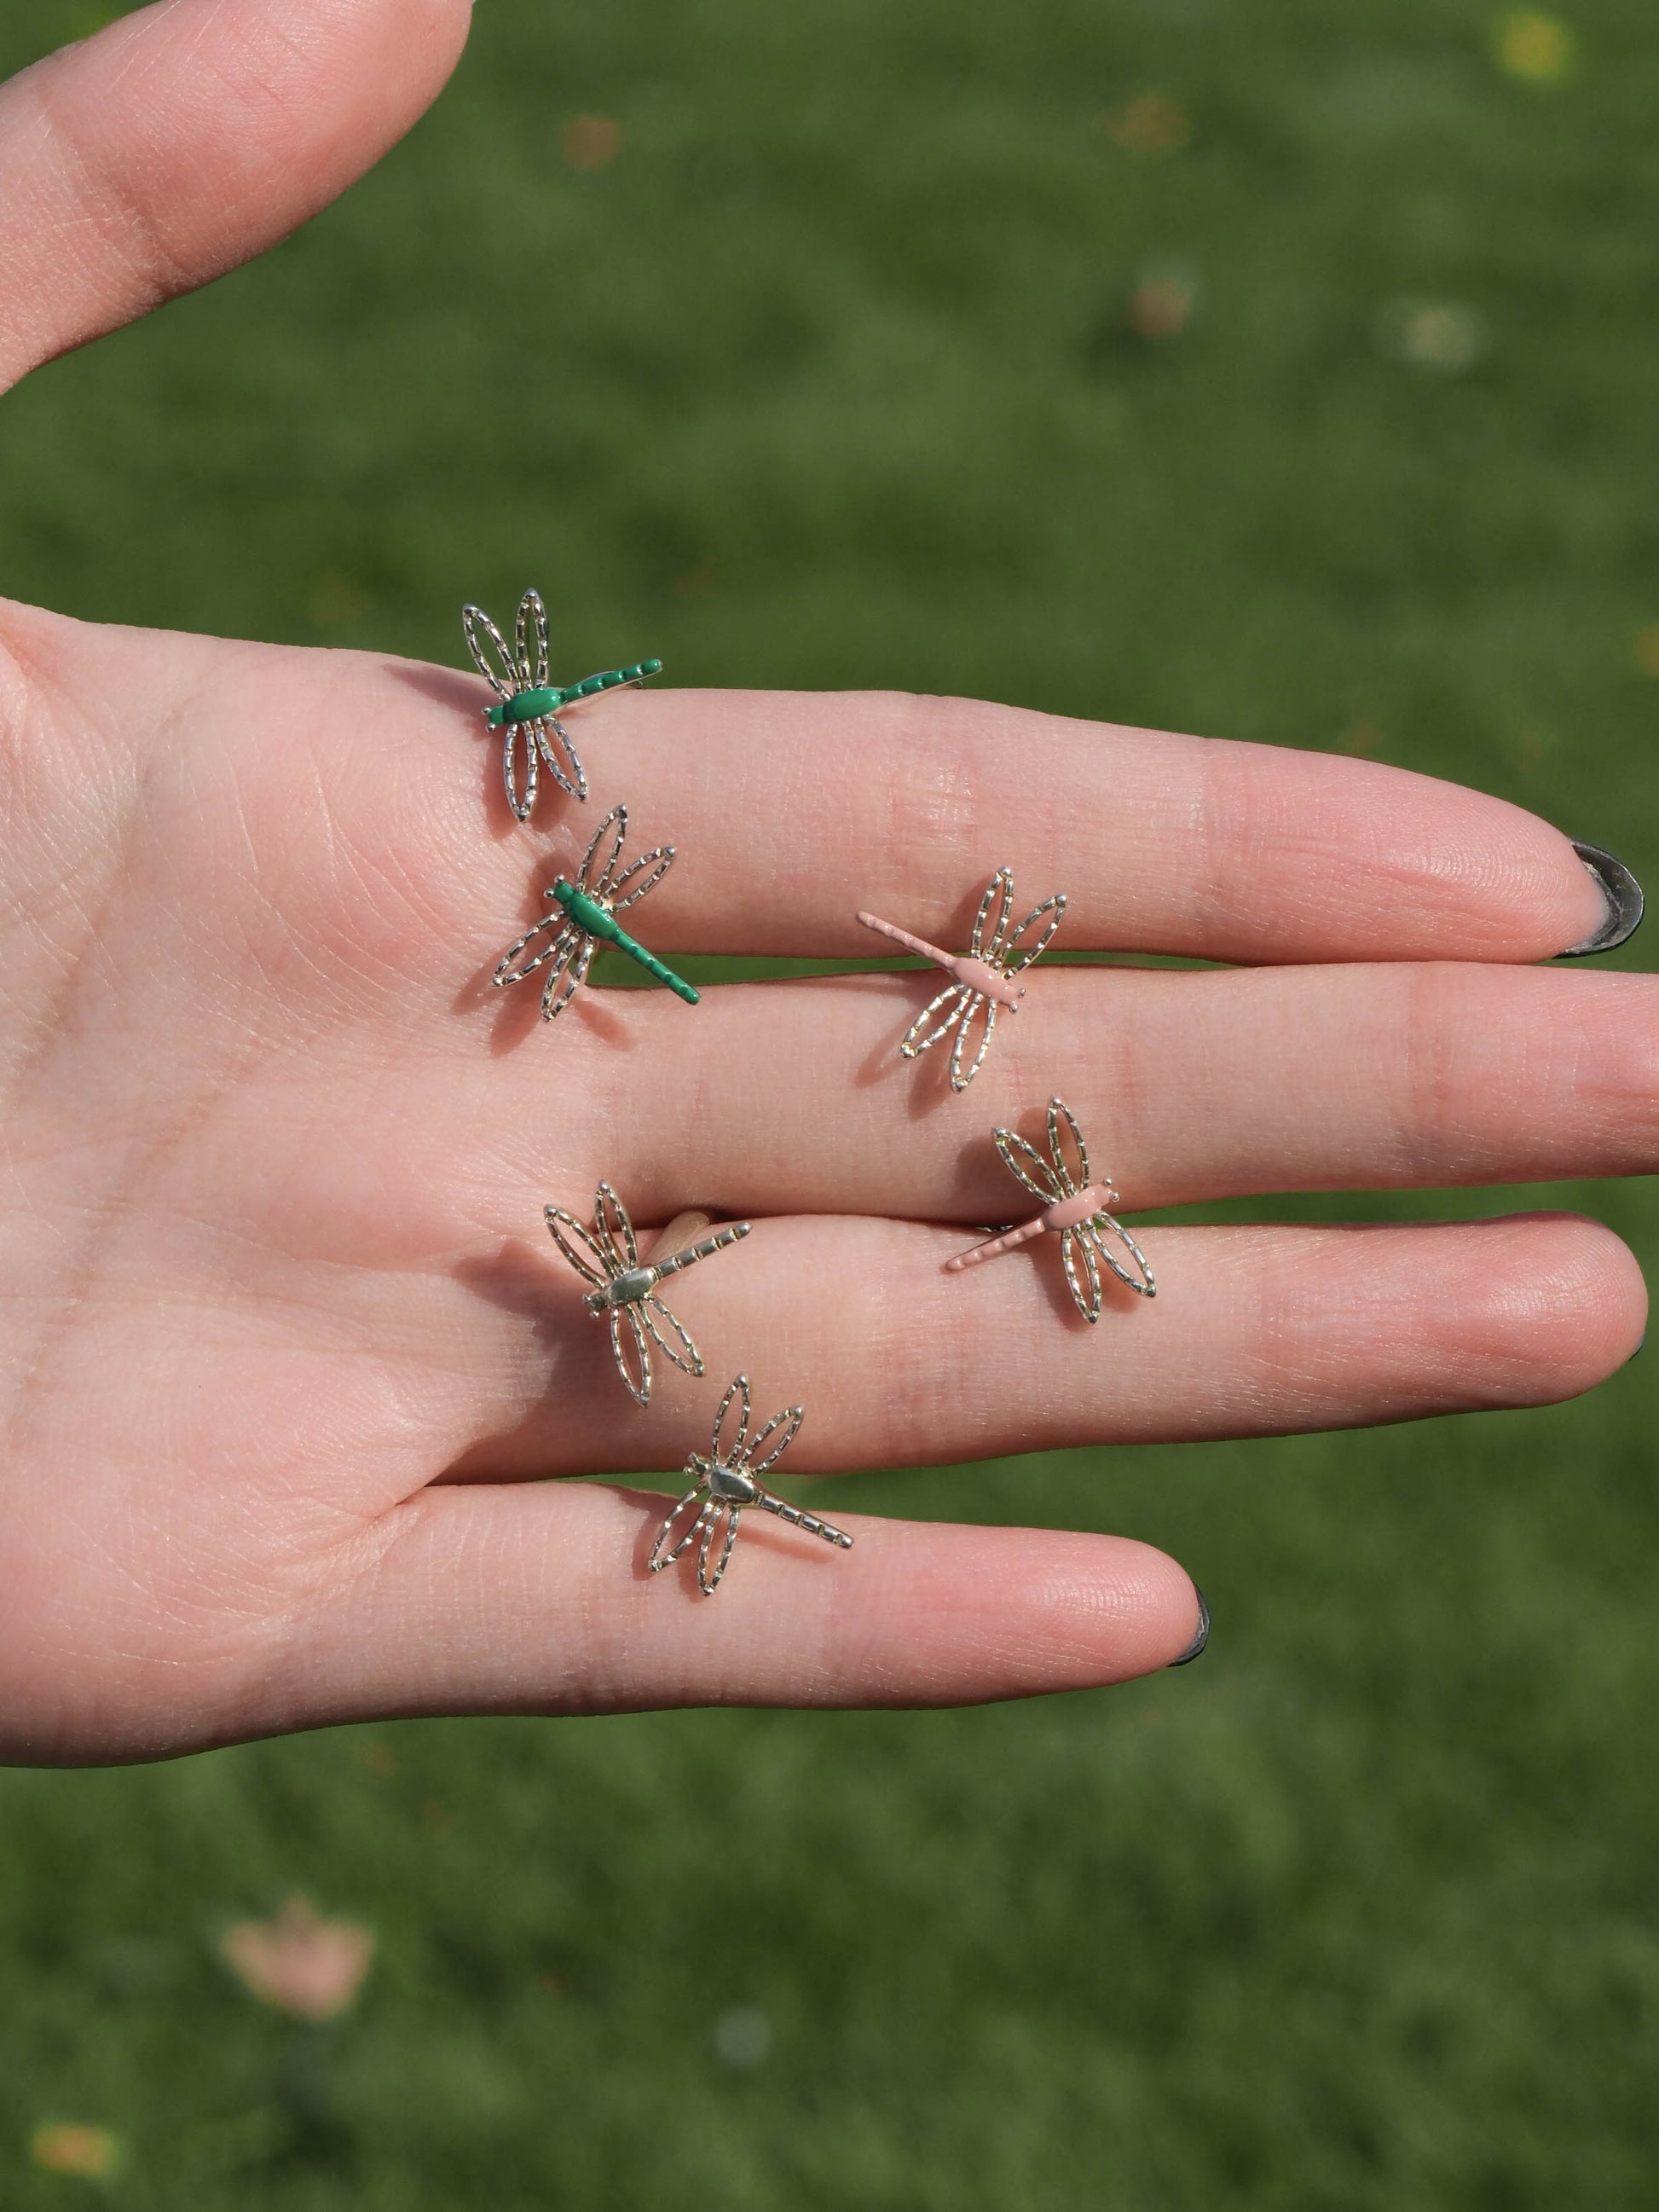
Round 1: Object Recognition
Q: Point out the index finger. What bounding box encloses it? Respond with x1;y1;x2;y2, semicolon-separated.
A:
564;685;1614;964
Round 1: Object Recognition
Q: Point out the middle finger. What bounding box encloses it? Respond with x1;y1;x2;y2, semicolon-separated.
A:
474;961;1658;1219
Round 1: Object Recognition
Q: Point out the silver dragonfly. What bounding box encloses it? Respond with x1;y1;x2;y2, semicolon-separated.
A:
650;1375;853;1596
856;866;1066;1090
462;588;662;819
945;1096;1155;1322
545;1184;749;1404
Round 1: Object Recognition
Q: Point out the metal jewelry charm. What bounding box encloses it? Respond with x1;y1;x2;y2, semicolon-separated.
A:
461;588;662;819
650;1375;853;1596
857;867;1065;1090
946;1096;1155;1321
494;802;697;1016
545;1184;750;1404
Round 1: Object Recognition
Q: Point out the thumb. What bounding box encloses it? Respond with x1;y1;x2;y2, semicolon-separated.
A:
0;0;472;395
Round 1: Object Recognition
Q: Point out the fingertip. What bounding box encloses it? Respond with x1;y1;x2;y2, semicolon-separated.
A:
1455;1212;1647;1402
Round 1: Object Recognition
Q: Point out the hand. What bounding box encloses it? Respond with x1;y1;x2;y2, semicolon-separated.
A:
0;0;1647;1763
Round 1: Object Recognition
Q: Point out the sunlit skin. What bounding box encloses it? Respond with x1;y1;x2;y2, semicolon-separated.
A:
0;0;1650;1763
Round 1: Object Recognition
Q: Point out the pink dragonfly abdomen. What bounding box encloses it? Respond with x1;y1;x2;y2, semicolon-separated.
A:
855;912;1025;1010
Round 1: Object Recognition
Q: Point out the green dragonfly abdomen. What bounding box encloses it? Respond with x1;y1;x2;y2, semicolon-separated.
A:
486;659;663;728
553;880;700;1006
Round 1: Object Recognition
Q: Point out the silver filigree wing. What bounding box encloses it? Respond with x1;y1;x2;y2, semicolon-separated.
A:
993;1125;1064;1207
593;1182;639;1273
515;589;550;691
544;1204;610;1288
607;843;676;912
610;1304;652;1404
745;1404;804;1478
1047;1098;1090;1197
697;1503;742;1594
539;935;594;1019
969;868;1014;959
461;602;522;701
901;978;972;1060
494;906;579;987
533;711;587;804
576;802;629;898
710;1375;753;1467
494;914;593;1020
650;1482;712;1572
642;1296;703;1380
1060;1225;1103;1323
1077;1215;1156;1300
949;993;997;1092
996;891;1066;976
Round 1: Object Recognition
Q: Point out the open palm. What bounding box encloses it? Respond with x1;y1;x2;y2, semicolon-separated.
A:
0;0;1648;1763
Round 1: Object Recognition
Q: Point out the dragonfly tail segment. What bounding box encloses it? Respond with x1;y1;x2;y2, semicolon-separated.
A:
559;658;663;704
944;1218;1047;1272
554;882;701;1005
485;660;662;727
857;910;950;965
652;1221;752;1282
755;1491;854;1550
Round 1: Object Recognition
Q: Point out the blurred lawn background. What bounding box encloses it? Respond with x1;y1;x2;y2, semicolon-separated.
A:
3;0;1658;2203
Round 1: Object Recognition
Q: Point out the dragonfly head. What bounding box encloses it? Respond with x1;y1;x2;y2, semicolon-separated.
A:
707;1457;758;1506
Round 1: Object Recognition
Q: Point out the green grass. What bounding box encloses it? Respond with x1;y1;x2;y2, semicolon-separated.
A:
3;0;1659;2203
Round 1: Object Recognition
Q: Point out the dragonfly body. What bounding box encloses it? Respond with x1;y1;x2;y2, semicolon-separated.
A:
947;1097;1155;1323
651;1376;853;1595
856;868;1066;1089
493;803;697;1022
552;878;700;1005
546;1184;749;1404
582;1224;749;1313
856;915;1025;1010
463;590;661;817
485;659;662;728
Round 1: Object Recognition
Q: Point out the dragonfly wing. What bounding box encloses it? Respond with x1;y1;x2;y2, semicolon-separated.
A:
711;1375;752;1465
595;1181;639;1269
643;1297;703;1378
1049;1097;1090;1196
460;604;519;698
503;721;537;823
544;1206;608;1288
970;867;1014;959
493;912;574;987
545;935;594;1020
746;1404;803;1478
579;802;628;896
535;715;587;801
901;980;969;1058
698;1503;741;1595
1060;1227;1103;1324
516;588;550;690
949;996;997;1092
649;1483;710;1572
1081;1215;1156;1298
1002;892;1066;976
607;846;676;911
611;1306;652;1404
993;1126;1063;1205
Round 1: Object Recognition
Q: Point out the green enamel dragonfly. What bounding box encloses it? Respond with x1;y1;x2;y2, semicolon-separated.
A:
462;588;662;820
493;802;699;1016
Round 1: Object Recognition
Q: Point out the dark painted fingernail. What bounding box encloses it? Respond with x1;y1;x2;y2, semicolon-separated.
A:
1168;1586;1210;1666
1559;843;1644;957
1627;1331;1645;1365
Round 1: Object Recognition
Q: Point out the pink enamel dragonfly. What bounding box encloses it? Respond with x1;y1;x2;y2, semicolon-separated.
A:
856;867;1065;1090
946;1097;1155;1323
